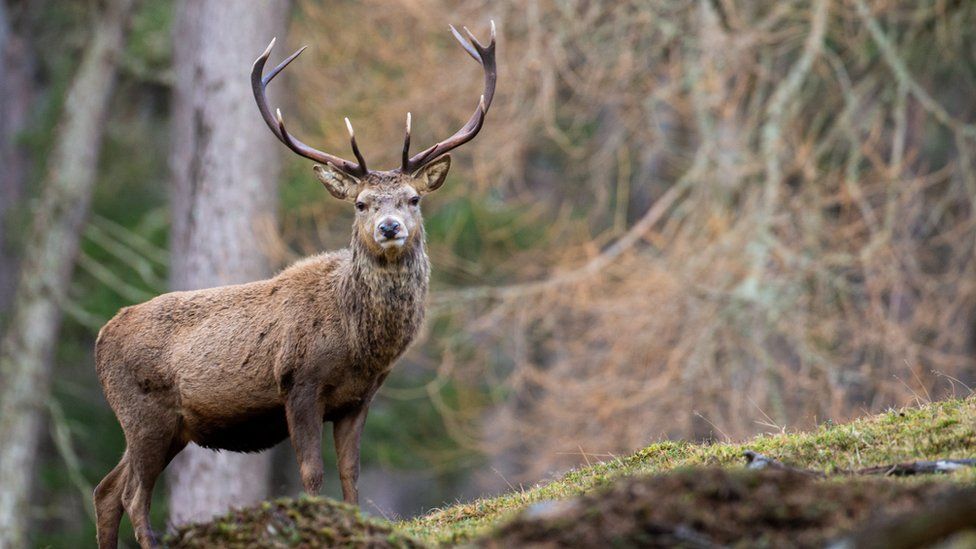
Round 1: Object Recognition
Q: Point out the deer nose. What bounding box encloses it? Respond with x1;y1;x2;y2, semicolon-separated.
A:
379;219;401;239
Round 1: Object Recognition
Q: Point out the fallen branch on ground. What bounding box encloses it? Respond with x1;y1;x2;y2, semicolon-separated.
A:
742;450;976;477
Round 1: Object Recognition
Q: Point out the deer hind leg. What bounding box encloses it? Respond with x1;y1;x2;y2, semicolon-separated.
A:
119;404;184;549
94;452;128;549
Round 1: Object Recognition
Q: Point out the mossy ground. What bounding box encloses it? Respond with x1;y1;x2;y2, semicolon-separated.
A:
166;496;422;548
170;397;976;547
401;396;976;545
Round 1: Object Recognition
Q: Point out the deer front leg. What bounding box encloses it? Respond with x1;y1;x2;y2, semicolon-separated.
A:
333;405;369;504
285;386;325;494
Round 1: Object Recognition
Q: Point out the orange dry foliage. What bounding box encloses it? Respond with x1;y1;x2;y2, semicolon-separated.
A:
277;0;976;482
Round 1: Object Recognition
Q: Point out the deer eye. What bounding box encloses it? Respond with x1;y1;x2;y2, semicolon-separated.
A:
355;201;367;212
409;196;421;206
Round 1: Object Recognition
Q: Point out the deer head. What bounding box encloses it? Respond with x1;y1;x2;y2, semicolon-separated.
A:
252;22;496;259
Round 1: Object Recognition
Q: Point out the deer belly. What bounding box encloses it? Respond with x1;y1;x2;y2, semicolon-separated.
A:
181;404;290;453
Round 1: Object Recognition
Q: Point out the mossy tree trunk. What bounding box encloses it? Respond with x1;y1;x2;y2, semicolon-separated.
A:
166;0;290;527
0;0;134;545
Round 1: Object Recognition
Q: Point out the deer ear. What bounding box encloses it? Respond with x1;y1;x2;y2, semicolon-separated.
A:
412;155;451;194
314;163;360;201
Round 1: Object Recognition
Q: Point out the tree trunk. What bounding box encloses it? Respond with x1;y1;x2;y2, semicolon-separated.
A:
0;0;36;315
0;0;134;545
166;0;290;527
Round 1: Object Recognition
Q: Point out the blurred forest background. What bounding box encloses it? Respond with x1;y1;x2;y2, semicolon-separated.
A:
1;0;975;546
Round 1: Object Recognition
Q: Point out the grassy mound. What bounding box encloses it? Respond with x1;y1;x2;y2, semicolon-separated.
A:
403;396;976;544
166;496;422;548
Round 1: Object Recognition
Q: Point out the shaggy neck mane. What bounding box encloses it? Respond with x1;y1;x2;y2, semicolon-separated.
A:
339;226;430;368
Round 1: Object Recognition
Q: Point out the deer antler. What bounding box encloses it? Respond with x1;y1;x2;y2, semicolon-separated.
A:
252;38;368;177
401;21;497;174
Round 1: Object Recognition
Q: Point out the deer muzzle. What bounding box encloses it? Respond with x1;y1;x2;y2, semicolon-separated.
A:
375;216;408;249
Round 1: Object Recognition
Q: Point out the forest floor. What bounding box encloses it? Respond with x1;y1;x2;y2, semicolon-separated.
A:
170;396;976;548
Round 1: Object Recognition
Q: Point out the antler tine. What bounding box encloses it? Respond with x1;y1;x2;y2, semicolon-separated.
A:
449;25;481;62
404;21;497;174
263;42;307;87
401;112;412;172
252;39;367;177
464;21;494;52
275;108;305;156
344;117;368;173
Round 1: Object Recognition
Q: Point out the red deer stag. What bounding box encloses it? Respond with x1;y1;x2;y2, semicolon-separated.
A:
93;22;495;548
